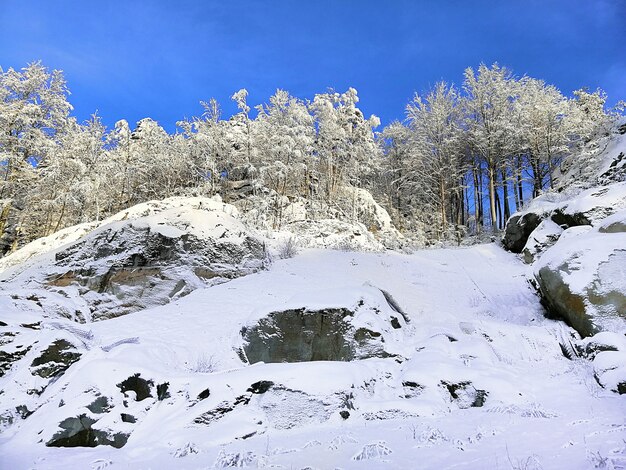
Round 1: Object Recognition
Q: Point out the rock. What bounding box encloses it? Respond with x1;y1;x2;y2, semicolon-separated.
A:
117;374;154;401
30;339;81;379
576;332;626;360
0;346;31;378
522;219;563;264
534;231;626;338
86;396;112;414
598;210;626;233
440;381;487;408
241;286;407;364
502;212;542;253
0;197;269;321
503;182;626;254
242;308;357;363
46;414;128;448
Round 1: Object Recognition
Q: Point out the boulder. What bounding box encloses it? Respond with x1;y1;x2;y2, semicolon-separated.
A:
30;339;81;379
502;212;542;253
521;219;563;264
46;414;128;448
534;231;626;338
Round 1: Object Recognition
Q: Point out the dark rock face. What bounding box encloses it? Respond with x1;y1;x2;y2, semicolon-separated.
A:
247;381;274;394
550;209;591;228
502;213;542;253
0;346;30;378
30;340;81;379
242;308;356;363
46;414;128;448
117;374;154;401
86;397;112;414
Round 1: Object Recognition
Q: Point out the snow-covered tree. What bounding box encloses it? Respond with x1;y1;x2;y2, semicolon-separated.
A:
405;82;466;238
463;63;519;230
0;62;73;253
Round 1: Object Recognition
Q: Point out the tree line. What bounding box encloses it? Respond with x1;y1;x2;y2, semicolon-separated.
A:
0;62;621;253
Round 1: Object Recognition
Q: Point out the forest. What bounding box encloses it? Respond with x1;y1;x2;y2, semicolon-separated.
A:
0;61;622;253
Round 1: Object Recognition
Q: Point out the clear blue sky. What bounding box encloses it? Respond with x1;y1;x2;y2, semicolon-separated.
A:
1;0;624;132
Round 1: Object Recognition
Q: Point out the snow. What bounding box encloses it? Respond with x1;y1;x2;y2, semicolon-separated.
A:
523;181;626;223
1;243;624;469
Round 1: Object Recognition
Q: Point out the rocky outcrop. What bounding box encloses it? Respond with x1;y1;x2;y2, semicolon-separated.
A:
503;182;626;257
0;197;269;321
240;286;409;364
534;230;626;338
46;414;128;448
521;219;563;264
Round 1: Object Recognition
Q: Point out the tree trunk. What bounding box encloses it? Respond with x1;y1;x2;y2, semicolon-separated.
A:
488;164;497;231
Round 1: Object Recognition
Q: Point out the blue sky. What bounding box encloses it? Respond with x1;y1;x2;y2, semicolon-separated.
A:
1;0;624;132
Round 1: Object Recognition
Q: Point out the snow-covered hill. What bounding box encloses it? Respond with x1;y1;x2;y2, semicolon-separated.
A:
1;239;625;469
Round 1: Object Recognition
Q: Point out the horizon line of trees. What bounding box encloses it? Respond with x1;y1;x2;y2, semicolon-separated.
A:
0;61;623;254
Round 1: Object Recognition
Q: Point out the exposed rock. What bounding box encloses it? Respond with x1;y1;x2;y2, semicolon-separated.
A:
86;396;112;414
120;413;136;423
46;414;128;448
156;382;170;401
247;381;274;394
117;374;154;401
503;182;626;254
30;339;81;379
0;197;269;321
598;151;626;185
241;287;407;364
242;308;356;363
0;345;31;377
522;219;564;264
502;212;542;253
598;210;626;233
534;232;626;338
440;381;488;408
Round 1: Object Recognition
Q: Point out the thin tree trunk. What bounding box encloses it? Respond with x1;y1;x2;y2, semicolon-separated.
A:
488;164;497;231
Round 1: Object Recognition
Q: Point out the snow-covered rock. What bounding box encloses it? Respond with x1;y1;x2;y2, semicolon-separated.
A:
503;181;626;256
534;228;626;338
0;197;269;321
521;219;563;264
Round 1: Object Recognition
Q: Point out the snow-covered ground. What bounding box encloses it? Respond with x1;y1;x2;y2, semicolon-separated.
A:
1;244;625;470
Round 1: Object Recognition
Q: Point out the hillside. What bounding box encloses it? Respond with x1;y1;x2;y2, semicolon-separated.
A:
1;224;625;468
0;118;625;470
